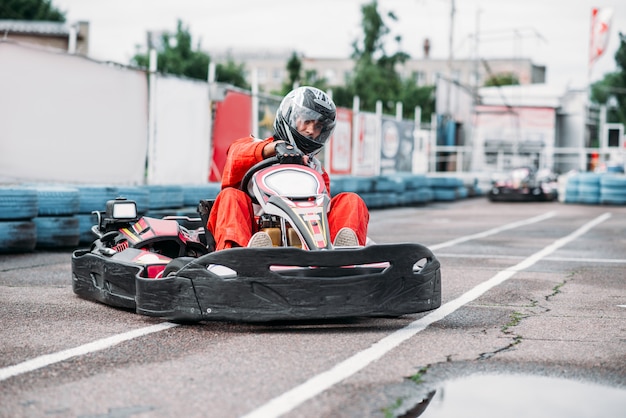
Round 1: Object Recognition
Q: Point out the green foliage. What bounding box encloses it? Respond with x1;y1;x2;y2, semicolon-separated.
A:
483;73;520;87
131;20;248;89
278;1;432;122
284;52;302;91
0;0;65;21
338;0;430;121
277;52;329;96
217;59;249;89
591;32;626;125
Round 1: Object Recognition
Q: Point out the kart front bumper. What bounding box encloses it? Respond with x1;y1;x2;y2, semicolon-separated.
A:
135;243;441;322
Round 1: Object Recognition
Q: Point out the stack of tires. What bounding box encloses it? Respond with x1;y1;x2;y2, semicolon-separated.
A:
0;186;38;253
600;175;626;205
428;176;466;201
32;186;81;248
74;185;120;244
393;173;433;205
368;175;406;208
576;172;602;205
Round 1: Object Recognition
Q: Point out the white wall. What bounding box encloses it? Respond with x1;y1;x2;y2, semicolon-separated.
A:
0;41;213;186
0;41;149;184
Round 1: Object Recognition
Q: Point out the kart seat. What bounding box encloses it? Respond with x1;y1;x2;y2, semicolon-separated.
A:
197;199;216;252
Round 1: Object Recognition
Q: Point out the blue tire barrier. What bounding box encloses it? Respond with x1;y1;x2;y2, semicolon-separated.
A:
359;192;388;209
341;177;375;194
75;213;99;244
600;175;626;205
432;188;458;201
329;177;347;197
457;186;469;199
0;187;39;220
33;216;80;248
600;174;626;189
117;186;151;214
0;220;37;253
76;186;119;214
600;190;626;205
33;186;80;216
181;183;221;206
577;172;602;185
399;174;430;190
428;176;462;188
407;188;434;204
374;175;406;193
563;176;579;203
143;185;184;209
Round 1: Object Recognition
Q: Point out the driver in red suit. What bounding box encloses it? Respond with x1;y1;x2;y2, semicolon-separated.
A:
207;86;369;250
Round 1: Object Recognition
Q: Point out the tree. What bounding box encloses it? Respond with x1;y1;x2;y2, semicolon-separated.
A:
345;1;409;114
279;52;329;96
591;32;626;125
131;20;248;89
283;52;302;91
0;0;65;21
327;0;433;121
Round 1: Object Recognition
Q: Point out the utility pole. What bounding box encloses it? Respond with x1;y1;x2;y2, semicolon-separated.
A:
473;7;482;100
446;0;455;115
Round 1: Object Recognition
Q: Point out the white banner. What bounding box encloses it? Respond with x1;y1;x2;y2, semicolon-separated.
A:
148;75;210;184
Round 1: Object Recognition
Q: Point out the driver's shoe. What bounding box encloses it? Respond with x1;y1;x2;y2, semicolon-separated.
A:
333;227;359;247
248;231;273;248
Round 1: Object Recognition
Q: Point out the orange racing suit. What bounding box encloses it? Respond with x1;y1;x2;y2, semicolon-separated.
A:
207;135;369;250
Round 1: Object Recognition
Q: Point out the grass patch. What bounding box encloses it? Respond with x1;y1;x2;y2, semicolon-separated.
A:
382;398;404;418
408;365;430;384
501;311;524;334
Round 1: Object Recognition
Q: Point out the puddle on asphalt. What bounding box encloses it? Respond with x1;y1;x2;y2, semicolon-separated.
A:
401;374;626;418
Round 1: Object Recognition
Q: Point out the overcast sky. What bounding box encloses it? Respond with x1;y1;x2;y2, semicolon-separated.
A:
53;0;625;89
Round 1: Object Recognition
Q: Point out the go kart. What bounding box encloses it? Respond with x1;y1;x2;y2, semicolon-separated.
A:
72;158;442;322
488;167;558;202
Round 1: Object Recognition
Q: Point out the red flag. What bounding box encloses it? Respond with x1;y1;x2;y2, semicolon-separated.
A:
589;7;613;67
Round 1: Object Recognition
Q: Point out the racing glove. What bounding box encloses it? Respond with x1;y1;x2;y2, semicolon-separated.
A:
274;142;304;165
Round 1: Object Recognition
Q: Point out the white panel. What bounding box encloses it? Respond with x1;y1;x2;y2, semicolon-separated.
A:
149;75;210;185
0;42;148;184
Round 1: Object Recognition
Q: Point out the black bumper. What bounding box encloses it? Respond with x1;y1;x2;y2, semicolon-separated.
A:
73;243;441;323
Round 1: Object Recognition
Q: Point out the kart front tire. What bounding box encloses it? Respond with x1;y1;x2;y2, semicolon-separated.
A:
163;257;195;277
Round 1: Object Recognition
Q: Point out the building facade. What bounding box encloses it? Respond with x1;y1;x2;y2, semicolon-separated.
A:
0;20;89;55
212;49;546;93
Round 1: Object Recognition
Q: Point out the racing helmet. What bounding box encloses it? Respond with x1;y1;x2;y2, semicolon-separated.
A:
273;86;336;155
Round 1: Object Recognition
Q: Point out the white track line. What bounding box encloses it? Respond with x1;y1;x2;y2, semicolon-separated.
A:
436;253;626;264
241;212;611;418
0;322;178;382
430;210;557;251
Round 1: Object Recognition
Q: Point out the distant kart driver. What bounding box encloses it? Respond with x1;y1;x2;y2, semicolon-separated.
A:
206;86;369;249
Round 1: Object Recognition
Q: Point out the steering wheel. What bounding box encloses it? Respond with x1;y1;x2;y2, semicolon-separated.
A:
240;156;280;204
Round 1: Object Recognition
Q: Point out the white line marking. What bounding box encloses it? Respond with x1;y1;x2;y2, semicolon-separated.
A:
0;322;178;382
241;212;612;418
436;253;626;264
430;211;557;251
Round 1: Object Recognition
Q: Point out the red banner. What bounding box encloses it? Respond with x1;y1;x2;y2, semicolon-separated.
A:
209;91;252;182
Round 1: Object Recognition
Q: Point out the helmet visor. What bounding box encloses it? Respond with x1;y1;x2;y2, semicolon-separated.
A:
289;103;335;145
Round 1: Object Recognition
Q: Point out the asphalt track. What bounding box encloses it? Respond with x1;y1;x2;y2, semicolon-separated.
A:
1;198;625;417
